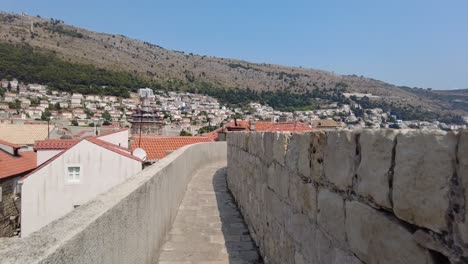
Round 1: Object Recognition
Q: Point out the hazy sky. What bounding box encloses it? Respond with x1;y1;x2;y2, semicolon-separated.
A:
2;0;467;90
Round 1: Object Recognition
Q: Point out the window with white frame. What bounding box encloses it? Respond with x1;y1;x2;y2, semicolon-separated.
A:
66;165;81;184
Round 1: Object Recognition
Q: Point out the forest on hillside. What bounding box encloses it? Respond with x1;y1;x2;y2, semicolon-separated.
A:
0;42;465;124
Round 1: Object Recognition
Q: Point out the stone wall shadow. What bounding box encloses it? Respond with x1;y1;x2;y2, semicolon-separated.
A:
212;167;263;263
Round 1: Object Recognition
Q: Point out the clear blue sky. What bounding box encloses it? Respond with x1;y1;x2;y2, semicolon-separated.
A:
2;0;467;89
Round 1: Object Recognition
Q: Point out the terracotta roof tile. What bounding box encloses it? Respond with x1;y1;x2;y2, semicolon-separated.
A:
34;139;80;150
0;150;37;180
131;136;212;161
225;120;312;132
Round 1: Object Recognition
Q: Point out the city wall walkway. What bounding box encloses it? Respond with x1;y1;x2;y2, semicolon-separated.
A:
157;162;262;264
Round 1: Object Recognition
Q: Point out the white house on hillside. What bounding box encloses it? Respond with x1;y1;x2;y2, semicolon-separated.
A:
20;136;142;237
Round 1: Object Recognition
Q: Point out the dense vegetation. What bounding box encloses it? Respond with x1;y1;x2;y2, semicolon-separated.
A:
0;43;148;97
0;43;465;124
353;96;465;125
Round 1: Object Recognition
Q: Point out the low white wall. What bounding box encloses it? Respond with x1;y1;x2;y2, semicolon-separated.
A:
0;142;227;264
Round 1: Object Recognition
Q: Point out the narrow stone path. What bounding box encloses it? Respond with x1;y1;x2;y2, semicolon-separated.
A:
157;162;262;264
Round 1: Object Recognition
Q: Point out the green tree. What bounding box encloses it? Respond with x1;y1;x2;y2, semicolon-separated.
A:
71;119;78;126
179;130;192;136
84;108;94;118
41;108;51;121
102;110;112;122
8;99;21;109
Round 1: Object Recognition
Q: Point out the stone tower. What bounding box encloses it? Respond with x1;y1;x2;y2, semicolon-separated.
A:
130;88;164;135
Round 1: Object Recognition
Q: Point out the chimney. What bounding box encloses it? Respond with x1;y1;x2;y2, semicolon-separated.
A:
249;120;256;131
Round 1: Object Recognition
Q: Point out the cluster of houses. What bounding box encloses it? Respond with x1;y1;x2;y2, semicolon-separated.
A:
0;79;341;135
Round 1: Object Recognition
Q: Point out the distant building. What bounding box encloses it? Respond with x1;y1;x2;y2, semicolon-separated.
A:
130;88;164;135
311;119;339;130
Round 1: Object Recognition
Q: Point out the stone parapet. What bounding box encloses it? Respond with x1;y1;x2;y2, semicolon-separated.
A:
227;129;467;264
0;142;227;264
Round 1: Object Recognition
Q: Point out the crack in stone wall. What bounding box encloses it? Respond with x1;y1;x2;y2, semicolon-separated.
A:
227;129;468;264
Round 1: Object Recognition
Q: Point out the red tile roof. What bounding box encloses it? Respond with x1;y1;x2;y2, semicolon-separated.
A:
204;120;312;140
0;150;37;180
131;136;212;161
225;120;312;132
203;127;224;141
34;139;80;150
256;121;313;132
0;139;21;149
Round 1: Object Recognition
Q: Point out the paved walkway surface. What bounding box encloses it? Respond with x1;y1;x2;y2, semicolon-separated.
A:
157;162;262;264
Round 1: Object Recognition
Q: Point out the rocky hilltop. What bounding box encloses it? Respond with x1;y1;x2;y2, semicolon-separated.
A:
0;12;466;117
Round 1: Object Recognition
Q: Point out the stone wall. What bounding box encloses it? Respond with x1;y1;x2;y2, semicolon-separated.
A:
0;176;20;237
0;142;227;264
227;130;468;264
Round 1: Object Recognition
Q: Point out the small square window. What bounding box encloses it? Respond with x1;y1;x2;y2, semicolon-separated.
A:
66;166;81;184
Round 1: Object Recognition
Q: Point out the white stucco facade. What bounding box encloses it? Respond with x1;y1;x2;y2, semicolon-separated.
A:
36;149;62;166
21;139;142;237
98;129;129;149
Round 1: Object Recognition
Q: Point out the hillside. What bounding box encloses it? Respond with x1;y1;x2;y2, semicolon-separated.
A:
0;12;466;119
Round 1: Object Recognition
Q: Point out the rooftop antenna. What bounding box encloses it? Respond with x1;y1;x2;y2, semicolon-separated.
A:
132;148;147;161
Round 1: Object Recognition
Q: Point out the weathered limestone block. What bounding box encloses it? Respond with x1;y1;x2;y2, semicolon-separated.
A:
393;130;457;233
267;163;289;201
230;131;249;151
317;189;346;244
294;250;306;264
248;132;264;157
265;188;292;226
324;130;356;190
356;129;398;208
285;133;311;178
288;174;317;221
346;201;434;264
315;229;361;264
457;130;468;244
333;248;363;264
273;133;290;166
263;132;275;164
285;212;315;250
310;131;327;181
227;131;241;148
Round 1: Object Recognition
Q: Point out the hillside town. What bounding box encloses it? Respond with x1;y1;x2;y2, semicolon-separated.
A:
1;79;466;134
